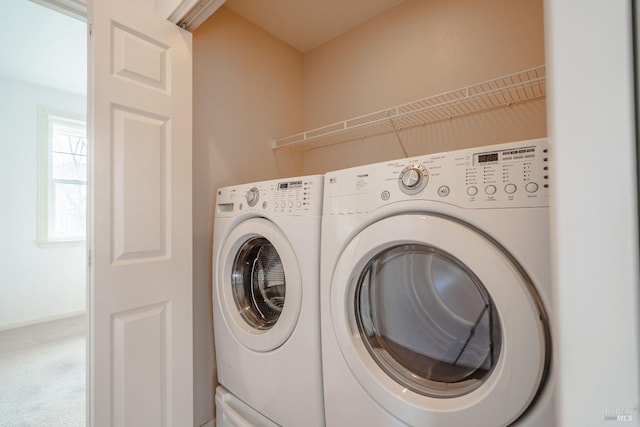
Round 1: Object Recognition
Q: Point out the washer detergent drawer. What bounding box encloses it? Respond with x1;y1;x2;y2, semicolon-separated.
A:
215;387;279;427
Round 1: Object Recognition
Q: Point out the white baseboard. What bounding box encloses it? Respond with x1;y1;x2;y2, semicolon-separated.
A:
0;309;86;331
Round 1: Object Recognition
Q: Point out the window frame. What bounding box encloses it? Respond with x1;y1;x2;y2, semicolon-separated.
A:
37;106;87;247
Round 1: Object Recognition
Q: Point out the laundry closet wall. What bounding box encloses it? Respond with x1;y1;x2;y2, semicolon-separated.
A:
302;0;547;173
193;1;545;424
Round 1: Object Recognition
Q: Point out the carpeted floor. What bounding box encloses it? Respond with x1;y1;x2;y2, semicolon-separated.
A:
0;315;85;427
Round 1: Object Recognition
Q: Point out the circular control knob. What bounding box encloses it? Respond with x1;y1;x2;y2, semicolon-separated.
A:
485;185;497;195
467;186;478;196
505;184;517;194
398;164;428;195
402;169;421;188
245;187;259;207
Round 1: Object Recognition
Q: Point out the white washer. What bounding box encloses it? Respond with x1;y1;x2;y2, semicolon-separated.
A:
213;175;324;427
321;139;554;426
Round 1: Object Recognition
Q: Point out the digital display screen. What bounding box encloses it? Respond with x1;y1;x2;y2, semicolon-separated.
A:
278;180;302;190
478;153;498;163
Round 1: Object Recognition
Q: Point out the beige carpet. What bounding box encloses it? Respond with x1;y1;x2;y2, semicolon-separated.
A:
0;315;85;427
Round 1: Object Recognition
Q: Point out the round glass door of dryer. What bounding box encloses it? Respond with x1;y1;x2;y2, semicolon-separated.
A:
330;213;550;426
232;237;286;330
355;244;501;398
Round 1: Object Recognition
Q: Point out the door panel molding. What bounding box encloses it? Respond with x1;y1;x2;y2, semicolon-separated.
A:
89;0;193;425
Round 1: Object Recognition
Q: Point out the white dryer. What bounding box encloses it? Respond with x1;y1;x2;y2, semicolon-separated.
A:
321;139;554;426
213;175;324;427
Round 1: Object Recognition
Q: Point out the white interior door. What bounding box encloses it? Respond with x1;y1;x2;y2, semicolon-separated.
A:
88;0;193;425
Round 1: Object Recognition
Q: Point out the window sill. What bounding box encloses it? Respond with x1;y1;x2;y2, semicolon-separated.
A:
36;239;86;249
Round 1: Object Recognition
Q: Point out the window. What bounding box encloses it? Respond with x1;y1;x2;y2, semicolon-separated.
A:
38;107;87;246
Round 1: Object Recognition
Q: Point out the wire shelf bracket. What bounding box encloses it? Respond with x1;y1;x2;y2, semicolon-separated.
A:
270;65;546;152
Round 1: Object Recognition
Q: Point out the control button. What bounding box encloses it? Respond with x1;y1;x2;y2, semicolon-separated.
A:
467;186;478;196
485;185;497;195
526;182;539;193
262;201;267;209
505;184;517;194
381;190;390;201
438;186;450;197
288;201;293;208
296;201;302;208
239;203;244;210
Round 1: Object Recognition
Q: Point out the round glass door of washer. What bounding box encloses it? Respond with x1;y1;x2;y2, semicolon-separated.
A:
330;213;550;426
232;237;286;330
218;218;302;352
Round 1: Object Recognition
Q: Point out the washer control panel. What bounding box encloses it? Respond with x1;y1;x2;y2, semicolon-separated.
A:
215;175;323;217
324;138;549;213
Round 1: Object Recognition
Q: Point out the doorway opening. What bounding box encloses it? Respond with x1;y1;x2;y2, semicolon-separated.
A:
0;0;87;425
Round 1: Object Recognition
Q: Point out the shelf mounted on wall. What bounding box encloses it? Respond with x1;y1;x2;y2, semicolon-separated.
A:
270;65;546;152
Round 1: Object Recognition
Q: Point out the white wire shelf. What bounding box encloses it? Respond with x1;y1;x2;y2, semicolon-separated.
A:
271;65;546;152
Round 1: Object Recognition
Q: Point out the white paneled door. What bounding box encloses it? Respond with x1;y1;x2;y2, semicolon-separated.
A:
89;0;193;425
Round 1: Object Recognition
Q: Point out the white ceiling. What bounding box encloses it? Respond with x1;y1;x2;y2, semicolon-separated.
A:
0;0;87;95
224;0;405;53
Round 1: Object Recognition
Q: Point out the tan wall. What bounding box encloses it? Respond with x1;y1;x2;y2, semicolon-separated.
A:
193;1;545;423
194;7;304;187
191;7;304;425
302;0;546;173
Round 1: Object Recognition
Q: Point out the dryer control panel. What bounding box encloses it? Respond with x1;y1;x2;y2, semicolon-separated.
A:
215;175;323;217
324;138;549;214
